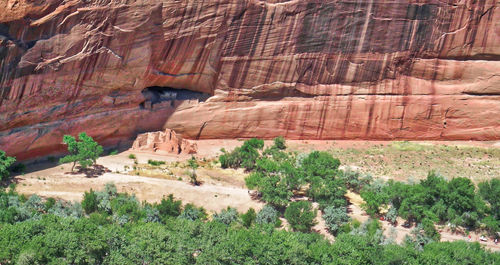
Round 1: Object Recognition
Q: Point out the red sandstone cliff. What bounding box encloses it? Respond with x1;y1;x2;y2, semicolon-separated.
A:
0;0;499;159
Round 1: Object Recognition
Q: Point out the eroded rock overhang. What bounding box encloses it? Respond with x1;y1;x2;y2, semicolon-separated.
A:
0;0;499;160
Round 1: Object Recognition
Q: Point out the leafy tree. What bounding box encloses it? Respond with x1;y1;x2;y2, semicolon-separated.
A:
188;156;199;185
0;150;16;181
245;157;295;208
322;206;350;235
300;151;340;180
59;133;103;172
284;201;317;232
481;216;500;238
241;208;256;228
259;175;293;208
479;179;500;219
307;176;346;210
444;177;478;216
360;188;388;217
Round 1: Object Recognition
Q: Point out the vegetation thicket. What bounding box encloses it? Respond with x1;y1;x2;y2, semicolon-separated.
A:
221;138;500;240
59;132;103;172
0;184;498;264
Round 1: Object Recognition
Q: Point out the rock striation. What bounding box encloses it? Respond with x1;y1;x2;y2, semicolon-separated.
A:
132;128;197;155
0;0;499;159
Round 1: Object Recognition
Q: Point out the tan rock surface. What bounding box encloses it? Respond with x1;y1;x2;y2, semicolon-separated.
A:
0;0;499;159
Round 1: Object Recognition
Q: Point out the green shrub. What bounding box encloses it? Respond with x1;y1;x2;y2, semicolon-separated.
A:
128;154;136;159
156;194;182;218
44;198;56;211
109;150;118;155
147;159;165;166
273;136;286;150
241;208;256;228
284;201;317;232
82;189;99;214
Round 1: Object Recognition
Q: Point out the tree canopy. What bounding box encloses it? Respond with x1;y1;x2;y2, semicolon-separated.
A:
0;150;15;181
59;133;103;171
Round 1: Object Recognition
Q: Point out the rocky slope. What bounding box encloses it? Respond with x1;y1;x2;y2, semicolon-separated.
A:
0;0;499;159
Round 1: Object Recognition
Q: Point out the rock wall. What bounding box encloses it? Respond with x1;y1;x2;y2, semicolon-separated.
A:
0;0;499;159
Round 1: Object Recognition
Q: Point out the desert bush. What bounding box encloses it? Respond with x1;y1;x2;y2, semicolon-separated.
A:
256;205;280;226
213;207;238;225
385;205;398;224
322;206;350;235
339;169;373;192
178;203;207;221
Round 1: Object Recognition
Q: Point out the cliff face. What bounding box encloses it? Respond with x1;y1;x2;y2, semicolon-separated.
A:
1;0;499;159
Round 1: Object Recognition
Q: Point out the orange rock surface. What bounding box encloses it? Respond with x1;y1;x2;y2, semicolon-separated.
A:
0;0;499;159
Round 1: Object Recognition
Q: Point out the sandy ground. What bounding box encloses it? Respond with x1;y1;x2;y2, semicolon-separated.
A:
17;170;262;213
12;139;500;251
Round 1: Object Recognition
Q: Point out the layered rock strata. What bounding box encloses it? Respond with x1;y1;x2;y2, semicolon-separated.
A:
0;0;499;159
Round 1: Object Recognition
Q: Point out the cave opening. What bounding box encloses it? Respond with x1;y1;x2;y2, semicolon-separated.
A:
140;86;211;109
